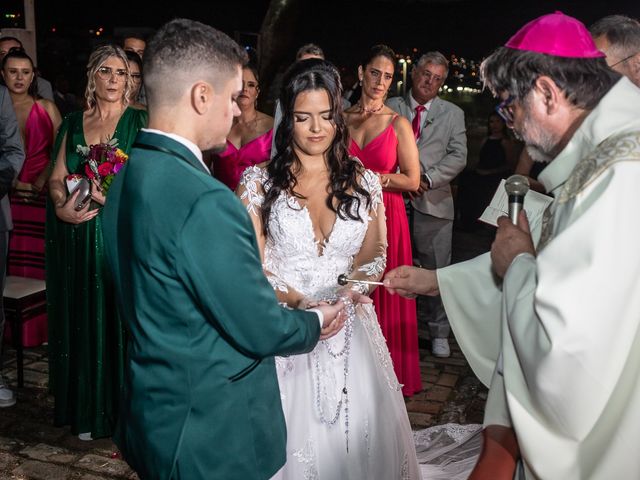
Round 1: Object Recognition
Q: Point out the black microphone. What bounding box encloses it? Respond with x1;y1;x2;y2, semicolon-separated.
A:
504;175;530;225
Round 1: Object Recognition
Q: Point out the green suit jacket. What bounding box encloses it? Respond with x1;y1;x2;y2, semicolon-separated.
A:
102;131;321;480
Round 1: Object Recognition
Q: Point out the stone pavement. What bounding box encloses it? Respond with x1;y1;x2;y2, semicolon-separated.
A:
0;227;493;479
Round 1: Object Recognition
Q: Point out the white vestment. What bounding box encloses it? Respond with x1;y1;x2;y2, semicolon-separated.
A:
439;77;640;479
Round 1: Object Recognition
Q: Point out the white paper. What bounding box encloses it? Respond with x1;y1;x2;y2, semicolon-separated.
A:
479;179;553;227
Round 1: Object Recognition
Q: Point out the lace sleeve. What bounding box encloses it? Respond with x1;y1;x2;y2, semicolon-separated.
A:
236;166;307;307
237;166;267;217
347;170;387;294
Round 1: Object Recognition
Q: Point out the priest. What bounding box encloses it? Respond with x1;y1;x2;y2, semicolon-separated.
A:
385;12;640;479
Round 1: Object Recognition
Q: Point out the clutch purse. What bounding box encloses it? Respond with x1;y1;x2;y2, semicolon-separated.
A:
68;176;92;211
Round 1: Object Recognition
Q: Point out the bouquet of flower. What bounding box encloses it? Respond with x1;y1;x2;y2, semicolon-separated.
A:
75;137;128;195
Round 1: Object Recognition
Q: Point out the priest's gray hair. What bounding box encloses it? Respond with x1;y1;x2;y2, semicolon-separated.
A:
480;47;619;111
143;18;248;107
589;15;640;60
415;52;449;76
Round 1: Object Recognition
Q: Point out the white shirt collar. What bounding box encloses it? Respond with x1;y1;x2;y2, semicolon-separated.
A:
141;128;208;172
409;92;434;113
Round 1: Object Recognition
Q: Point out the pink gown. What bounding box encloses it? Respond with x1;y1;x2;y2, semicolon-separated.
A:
213;129;273;191
7;101;53;346
349;118;422;397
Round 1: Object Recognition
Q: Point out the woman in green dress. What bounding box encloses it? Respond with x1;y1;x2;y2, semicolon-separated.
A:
46;45;147;440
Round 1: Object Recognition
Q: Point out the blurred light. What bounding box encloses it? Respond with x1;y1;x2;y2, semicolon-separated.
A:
456;86;463;91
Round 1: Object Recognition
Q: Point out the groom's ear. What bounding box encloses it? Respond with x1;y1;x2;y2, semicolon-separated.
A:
191;81;214;115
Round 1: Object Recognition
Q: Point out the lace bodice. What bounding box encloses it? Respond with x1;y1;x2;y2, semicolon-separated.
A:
238;164;386;303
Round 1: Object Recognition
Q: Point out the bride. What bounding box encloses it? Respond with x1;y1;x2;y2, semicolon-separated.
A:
237;59;421;479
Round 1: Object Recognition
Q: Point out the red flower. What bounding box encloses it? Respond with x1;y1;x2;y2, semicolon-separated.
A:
98;161;114;177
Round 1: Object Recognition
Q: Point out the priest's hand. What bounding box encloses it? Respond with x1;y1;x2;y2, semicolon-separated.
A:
316;300;346;340
383;265;439;298
491;211;535;278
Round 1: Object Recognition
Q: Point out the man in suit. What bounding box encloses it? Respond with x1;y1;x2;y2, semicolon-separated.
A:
387;52;467;357
0;84;25;408
102;19;345;480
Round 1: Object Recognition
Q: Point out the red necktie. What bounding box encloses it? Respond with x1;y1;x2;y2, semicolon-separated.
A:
412;105;426;140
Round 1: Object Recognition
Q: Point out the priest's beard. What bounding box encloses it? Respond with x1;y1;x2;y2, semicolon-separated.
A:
514;114;555;164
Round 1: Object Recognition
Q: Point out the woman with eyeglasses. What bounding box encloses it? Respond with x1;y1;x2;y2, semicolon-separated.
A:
46;44;147;441
211;64;273;190
1;48;61;346
124;50;144;108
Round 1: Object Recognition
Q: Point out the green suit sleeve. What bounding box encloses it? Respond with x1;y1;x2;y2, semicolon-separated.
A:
176;188;321;359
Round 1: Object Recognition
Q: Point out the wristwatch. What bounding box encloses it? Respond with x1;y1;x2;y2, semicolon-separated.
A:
421;172;430;185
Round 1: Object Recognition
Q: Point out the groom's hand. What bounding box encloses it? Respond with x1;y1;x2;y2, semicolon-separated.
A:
317;300;346;340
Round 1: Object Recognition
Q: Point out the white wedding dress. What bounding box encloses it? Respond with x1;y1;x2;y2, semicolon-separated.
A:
239;165;422;479
238;165;481;480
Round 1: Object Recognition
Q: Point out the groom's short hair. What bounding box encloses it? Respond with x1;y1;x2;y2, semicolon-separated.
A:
143;18;247;107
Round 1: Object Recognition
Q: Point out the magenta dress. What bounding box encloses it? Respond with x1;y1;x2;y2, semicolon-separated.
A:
349;119;422;397
213;129;273;191
7;101;53;346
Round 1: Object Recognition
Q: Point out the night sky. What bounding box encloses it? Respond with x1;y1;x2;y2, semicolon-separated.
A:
27;0;639;62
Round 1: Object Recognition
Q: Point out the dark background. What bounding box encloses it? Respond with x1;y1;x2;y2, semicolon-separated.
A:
21;0;640;57
3;0;639;111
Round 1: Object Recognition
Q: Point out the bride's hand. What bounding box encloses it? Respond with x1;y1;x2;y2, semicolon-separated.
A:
337;286;373;305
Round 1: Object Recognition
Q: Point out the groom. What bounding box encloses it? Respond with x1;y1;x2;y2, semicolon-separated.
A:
102;19;345;480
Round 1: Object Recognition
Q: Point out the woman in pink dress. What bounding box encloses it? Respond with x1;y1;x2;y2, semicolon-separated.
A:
2;48;61;345
212;65;273;190
345;45;422;396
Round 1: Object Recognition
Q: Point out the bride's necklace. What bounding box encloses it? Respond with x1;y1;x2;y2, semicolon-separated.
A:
357;101;384;114
312;295;356;452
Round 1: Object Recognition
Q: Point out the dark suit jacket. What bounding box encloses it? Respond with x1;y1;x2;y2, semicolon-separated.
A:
102;131;321;480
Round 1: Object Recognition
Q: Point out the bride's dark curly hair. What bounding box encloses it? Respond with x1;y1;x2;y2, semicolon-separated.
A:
261;58;371;237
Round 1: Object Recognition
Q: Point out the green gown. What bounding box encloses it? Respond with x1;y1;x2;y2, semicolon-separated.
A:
46;107;147;438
